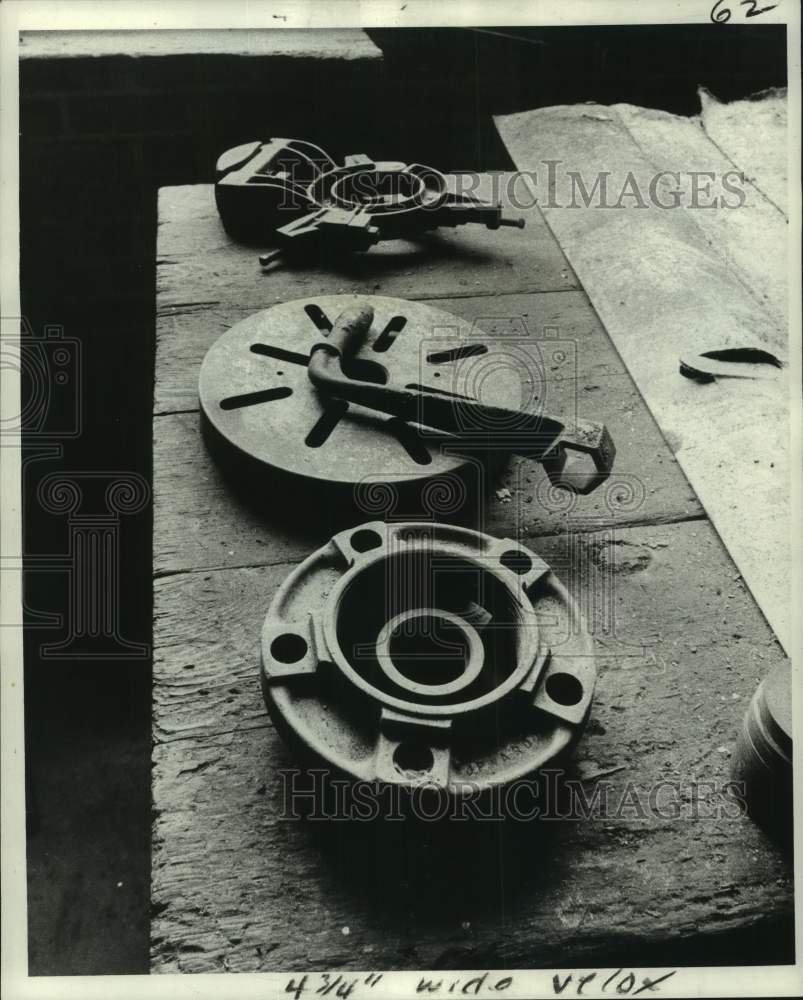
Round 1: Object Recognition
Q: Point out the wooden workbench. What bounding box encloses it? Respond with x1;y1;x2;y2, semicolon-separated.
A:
151;180;792;973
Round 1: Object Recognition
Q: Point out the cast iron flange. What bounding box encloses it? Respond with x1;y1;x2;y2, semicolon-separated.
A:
261;521;596;794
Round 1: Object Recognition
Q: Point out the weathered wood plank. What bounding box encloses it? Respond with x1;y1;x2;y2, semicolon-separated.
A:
22;28;383;62
152;387;703;579
151;519;791;972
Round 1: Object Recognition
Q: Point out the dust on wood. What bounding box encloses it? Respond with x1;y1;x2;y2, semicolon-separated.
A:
152;183;791;973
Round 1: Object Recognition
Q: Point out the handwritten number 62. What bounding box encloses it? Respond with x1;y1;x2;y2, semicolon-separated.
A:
710;0;778;22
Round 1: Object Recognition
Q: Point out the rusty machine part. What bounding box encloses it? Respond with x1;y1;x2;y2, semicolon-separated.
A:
198;295;615;497
214;138;524;267
731;661;792;836
261;521;596;794
215;138;336;241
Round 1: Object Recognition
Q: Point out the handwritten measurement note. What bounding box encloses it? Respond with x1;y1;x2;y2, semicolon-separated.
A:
285;973;384;999
551;969;677;996
281;968;678;998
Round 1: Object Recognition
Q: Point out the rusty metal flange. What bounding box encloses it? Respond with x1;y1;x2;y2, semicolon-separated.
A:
215;138;335;241
261;521;596;794
214;139;523;253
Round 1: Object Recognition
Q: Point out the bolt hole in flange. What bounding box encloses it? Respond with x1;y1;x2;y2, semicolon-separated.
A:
271;633;308;664
261;523;597;795
351;528;383;552
393;743;435;773
500;549;533;575
545;672;584;706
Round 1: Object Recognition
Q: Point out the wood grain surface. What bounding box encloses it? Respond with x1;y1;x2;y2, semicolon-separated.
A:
152;182;792;973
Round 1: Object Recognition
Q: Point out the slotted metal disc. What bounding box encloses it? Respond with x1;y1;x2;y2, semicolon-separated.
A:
198;295;530;490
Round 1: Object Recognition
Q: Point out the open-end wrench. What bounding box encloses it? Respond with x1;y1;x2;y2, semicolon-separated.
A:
307;302;615;495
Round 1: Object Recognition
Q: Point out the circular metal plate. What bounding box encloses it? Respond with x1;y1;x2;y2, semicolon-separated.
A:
198;295;527;490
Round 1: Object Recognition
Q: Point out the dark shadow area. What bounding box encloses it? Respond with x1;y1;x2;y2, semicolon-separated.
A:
24;662;151;975
257;232;500;279
19;24;788;974
268;758;794;970
364;25;788;170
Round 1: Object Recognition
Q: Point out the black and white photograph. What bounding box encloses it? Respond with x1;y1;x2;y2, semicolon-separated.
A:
1;2;801;998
